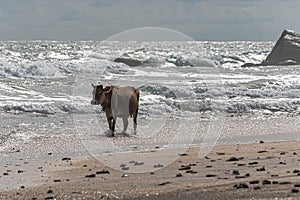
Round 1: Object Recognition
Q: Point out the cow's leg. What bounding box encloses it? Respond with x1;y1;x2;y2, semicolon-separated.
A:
107;117;115;137
133;113;137;134
111;117;116;133
122;117;128;134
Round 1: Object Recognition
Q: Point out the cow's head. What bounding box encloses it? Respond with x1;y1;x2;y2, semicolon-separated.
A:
91;84;112;106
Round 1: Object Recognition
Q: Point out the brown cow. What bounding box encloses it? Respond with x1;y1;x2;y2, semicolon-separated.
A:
91;84;140;136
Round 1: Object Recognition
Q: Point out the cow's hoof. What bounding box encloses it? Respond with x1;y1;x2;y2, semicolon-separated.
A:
105;130;115;137
122;131;129;137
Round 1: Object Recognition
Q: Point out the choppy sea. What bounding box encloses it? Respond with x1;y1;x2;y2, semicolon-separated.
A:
0;41;300;158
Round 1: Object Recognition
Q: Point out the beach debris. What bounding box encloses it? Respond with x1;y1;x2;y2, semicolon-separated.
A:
279;181;291;185
293;169;300;173
82;164;87;167
292;189;299;193
295;184;300;187
206;174;216;177
178;153;188;156
232;170;240;175
17;170;24;173
262;180;271;185
256;166;266;171
259;141;264;143
226;157;240;162
53;179;61;182
248;162;258;165
249;180;260;184
258;150;267;153
154;164;164;168
47;189;53;194
96;170;110;174
61;157;71;161
85;174;96;178
157;181;172;186
134;162;144;166
3;173;8;176
233;183;249;189
216;152;225;155
186;170;197;174
178;165;191;171
20;186;25;189
176;173;183;177
254;186;261;190
122;166;130;171
206;165;213;168
122;174;128;178
272;181;279;184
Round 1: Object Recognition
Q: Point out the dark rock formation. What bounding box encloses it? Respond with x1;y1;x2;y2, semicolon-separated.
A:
114;58;143;67
263;30;300;65
241;30;300;67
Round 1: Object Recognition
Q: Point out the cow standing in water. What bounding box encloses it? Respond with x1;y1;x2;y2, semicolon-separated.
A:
91;84;140;136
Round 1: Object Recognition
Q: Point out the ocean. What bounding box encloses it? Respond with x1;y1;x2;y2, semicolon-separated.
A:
0;40;300;160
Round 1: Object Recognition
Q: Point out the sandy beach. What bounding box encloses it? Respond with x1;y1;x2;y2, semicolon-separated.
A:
0;139;299;200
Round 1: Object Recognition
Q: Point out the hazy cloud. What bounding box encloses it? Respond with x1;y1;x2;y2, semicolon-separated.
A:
0;0;299;40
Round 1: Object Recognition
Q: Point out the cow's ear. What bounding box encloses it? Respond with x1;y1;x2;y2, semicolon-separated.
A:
99;85;103;90
103;86;111;92
91;83;95;88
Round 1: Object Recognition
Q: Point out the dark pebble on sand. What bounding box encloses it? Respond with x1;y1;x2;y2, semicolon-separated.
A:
280;152;286;155
226;157;239;162
233;183;249;189
96;170;110;174
238;163;246;166
47;190;53;194
178;153;188;156
62;157;71;161
179;165;191;170
216;152;225;155
262;180;271;185
279;181;291;185
53;179;61;182
279;161;286;165
295;184;300;187
48;152;52;156
158;182;171;186
232;170;240;175
17;170;24;173
176;173;183;177
292;189;299;193
20;186;25;189
85;174;96;178
206;174;216;177
254;186;261;190
293;169;300;173
206;165;213;168
259;141;264;144
45;197;54;200
122;166;129;170
249;180;259;184
272;181;279;184
82;165;87;167
258;150;267;153
154;164;164;168
134;162;144;166
3;173;8;176
256;166;266;171
248;162;258;165
186;170;197;174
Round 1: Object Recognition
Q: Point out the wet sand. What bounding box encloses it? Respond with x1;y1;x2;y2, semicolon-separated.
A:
0;140;300;199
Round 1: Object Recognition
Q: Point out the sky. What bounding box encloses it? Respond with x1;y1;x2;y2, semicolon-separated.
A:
0;0;299;41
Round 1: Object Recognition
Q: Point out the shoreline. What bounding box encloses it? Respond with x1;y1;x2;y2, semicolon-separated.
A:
1;140;300;199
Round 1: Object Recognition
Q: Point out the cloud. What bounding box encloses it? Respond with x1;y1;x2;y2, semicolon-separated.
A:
0;0;299;40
